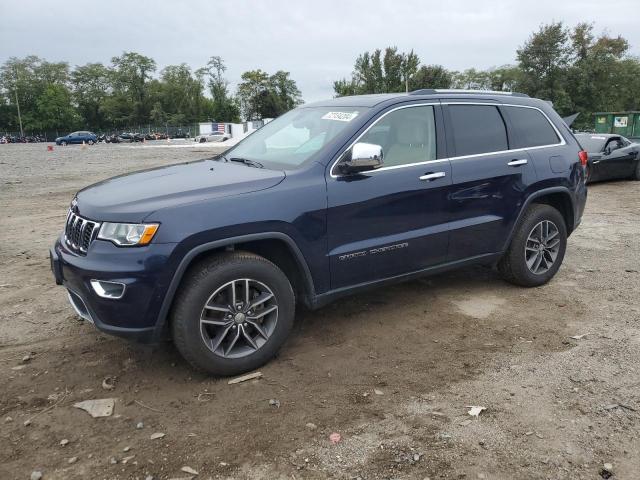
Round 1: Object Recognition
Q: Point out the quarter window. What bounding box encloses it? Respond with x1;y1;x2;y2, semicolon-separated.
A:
448;105;508;157
357;106;436;168
505;106;560;148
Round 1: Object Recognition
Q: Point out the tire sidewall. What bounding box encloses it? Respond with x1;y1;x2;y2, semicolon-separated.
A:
172;256;295;375
507;205;568;287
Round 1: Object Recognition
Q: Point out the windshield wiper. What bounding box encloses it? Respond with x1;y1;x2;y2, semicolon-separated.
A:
229;157;264;168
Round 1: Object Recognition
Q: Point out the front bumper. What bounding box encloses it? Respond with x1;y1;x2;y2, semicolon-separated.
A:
50;235;178;343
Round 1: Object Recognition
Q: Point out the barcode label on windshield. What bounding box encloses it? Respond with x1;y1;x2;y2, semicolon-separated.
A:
322;111;359;122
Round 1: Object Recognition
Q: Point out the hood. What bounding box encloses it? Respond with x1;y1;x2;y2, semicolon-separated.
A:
75;159;285;222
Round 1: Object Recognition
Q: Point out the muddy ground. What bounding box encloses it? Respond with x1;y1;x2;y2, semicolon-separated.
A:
1;142;639;480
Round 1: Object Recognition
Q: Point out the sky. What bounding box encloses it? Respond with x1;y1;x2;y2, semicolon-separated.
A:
2;0;639;102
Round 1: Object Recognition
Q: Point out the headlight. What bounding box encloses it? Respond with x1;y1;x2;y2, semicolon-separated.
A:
97;222;159;246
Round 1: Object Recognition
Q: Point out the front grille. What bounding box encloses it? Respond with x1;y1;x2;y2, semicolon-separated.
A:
64;210;100;254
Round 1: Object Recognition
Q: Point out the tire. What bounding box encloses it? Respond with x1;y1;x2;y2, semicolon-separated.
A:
498;204;567;287
633;160;640;180
171;251;295;376
88;140;95;145
61;141;67;146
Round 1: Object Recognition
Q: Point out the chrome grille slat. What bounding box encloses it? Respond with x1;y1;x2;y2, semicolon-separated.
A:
64;210;100;255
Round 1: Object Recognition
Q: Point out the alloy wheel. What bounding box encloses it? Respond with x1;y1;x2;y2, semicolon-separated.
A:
524;220;560;275
199;278;278;358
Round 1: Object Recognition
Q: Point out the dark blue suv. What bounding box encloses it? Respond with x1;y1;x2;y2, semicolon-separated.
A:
55;131;98;146
50;90;588;375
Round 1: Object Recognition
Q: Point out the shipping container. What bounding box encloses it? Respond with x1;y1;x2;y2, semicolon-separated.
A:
593;111;640;140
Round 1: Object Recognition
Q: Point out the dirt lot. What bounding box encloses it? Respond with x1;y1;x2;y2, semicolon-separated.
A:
1;142;639;480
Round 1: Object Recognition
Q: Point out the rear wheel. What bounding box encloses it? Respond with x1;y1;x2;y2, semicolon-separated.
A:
498;204;567;287
171;251;295;376
633;161;640;180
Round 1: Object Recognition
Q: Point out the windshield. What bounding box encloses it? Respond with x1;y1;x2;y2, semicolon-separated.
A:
575;134;607;152
224;107;364;169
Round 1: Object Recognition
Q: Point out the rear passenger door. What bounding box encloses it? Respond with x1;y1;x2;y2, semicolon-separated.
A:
444;103;538;261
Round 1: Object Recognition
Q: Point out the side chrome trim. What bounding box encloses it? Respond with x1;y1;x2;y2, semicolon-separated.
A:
329;102;567;179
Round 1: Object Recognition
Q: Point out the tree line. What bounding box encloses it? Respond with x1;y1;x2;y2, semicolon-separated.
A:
0;53;303;134
334;22;640;129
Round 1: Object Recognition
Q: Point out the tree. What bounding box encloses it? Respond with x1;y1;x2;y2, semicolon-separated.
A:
268;70;303;112
237;69;270;120
236;69;301;120
410;65;453;90
334;47;422;96
202;56;240;122
110;52;156;124
32;84;79;131
72;63;111;129
516;22;572;112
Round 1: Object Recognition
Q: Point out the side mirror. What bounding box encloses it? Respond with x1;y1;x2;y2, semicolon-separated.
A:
338;142;384;174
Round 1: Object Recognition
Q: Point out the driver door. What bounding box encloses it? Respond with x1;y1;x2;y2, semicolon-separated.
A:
326;104;451;289
599;137;635;179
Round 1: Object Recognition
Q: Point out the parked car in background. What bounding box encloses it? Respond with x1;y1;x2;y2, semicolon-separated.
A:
55;131;97;146
171;130;190;139
51;90;588;376
575;133;640;183
194;132;230;143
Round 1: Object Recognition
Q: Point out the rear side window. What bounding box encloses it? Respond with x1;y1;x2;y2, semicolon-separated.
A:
505;106;560;148
448;105;508;157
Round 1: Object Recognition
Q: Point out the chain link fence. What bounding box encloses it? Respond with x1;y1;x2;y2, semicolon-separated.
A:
1;124;201;142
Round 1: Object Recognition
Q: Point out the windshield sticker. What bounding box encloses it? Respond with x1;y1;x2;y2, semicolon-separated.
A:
322;111;359;122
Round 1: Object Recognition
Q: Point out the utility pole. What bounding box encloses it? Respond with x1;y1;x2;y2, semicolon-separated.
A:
13;67;24;138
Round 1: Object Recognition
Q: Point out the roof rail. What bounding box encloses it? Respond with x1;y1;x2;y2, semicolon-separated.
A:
410;89;529;98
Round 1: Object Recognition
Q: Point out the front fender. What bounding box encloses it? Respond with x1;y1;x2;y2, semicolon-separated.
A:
151;231;315;342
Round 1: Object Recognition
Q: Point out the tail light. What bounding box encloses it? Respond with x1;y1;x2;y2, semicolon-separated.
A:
578;150;588;166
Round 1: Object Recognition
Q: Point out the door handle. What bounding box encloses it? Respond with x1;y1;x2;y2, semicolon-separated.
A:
419;171;446;181
507;159;528;166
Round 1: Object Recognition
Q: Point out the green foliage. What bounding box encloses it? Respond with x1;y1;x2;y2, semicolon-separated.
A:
202;56;241;123
237;69;302;120
335;25;640;130
334;47;420;95
0;53;301;134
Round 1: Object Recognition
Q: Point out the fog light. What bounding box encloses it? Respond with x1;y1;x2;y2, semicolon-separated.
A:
90;280;126;299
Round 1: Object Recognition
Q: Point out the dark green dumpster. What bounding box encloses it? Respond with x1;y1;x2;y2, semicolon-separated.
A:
594;111;640;140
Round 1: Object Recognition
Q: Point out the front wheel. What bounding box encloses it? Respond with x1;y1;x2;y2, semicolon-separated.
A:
61;141;67;146
498;204;567;287
171;251;295;376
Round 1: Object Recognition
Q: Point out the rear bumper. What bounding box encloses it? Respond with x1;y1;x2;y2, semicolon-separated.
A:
50;235;178;343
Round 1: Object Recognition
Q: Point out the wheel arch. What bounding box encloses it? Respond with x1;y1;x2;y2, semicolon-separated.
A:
502;187;575;253
152;232;315;341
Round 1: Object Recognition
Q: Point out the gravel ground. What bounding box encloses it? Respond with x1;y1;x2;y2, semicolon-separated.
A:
0;142;639;480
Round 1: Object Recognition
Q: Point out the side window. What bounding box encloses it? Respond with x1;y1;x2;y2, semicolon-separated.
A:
505;106;560;148
448;105;508;156
358;106;436;167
